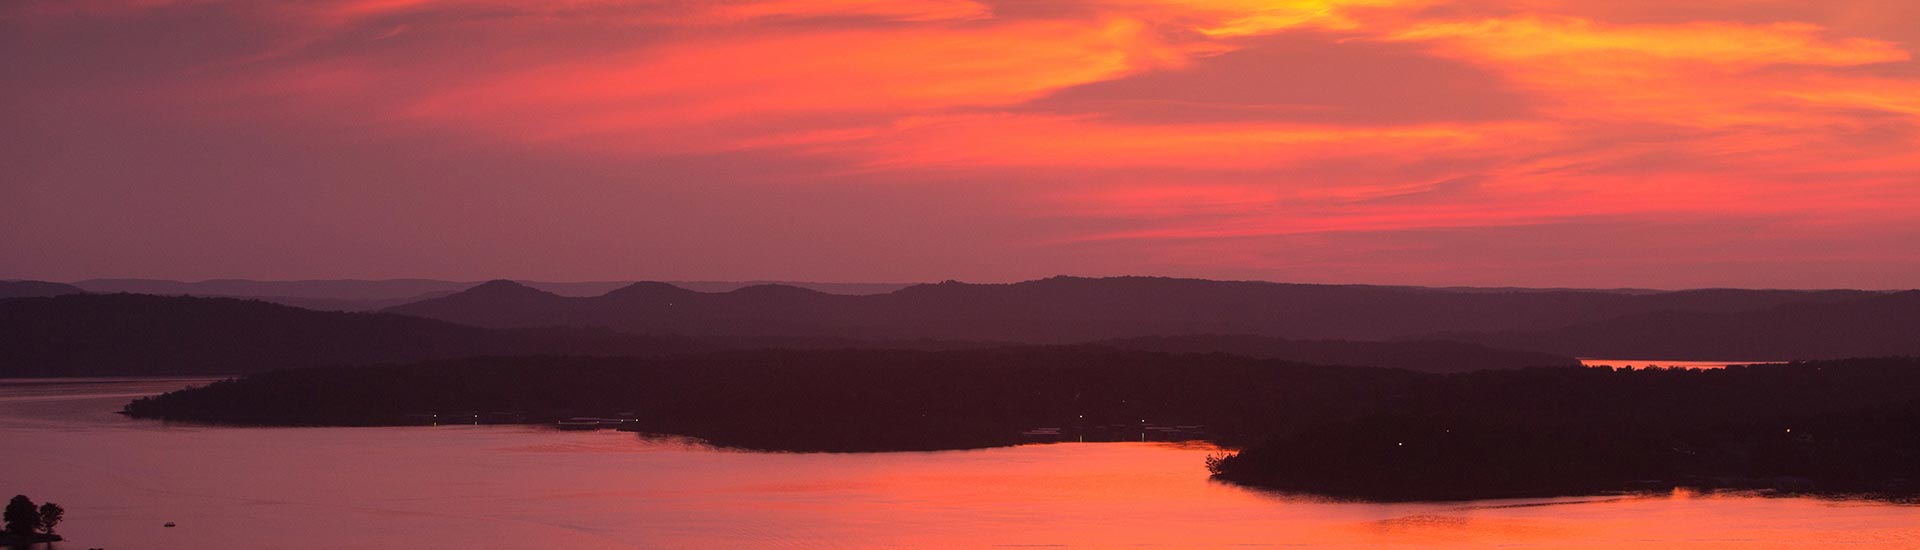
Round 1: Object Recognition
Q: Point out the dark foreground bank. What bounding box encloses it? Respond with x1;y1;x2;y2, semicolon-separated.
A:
123;349;1920;500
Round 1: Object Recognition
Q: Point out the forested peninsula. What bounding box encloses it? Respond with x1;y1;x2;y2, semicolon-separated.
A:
124;350;1920;500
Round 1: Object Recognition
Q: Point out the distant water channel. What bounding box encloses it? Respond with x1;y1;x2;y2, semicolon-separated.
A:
1579;358;1788;369
3;378;1916;549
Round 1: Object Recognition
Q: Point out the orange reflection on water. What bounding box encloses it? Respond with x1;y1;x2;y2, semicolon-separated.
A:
1578;358;1789;370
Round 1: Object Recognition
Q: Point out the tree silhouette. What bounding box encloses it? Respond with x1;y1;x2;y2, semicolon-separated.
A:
3;495;35;536
36;503;63;535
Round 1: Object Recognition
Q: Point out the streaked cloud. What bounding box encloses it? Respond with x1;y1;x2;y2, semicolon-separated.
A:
2;0;1916;287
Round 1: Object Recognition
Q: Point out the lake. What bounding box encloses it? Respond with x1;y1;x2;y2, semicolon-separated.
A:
3;378;1917;549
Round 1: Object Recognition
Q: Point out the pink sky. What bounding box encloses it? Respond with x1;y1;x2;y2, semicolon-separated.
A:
3;0;1918;288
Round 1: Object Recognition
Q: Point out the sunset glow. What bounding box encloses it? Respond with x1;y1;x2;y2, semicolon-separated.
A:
4;0;1917;287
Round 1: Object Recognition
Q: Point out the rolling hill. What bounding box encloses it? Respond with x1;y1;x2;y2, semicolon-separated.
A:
0;293;712;376
0;280;86;299
385;277;1888;347
1445;291;1920;360
2;290;1584;376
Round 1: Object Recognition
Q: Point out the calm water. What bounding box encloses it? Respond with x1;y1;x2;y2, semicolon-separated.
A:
1579;358;1786;369
4;379;1918;549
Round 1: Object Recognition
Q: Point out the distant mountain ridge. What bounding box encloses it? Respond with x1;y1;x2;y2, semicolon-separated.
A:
384;277;1893;355
1446;291;1920;360
69;278;915;310
14;276;1913;374
0;293;712;376
74;279;481;300
0;291;1586;376
0;280;86;299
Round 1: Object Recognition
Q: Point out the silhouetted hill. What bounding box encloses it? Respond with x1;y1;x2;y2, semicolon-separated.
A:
389;280;875;337
211;292;459;312
386;276;1886;344
0;293;721;376
72;278;913;310
18;277;1907;376
0;288;1574;373
74;278;475;300
0;292;1017;376
1447;291;1920;360
0;287;1584;377
0;280;85;299
1098;335;1578;373
123;353;1920;499
669;280;913;295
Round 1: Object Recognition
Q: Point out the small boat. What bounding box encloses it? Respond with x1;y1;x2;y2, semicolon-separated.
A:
164;522;176;527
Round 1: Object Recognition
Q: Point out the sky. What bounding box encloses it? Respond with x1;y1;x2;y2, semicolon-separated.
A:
3;0;1918;289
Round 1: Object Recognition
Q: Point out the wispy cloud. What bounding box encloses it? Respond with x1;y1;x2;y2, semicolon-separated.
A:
3;0;1916;286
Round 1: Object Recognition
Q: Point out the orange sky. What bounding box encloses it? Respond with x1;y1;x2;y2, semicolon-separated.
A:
3;0;1917;288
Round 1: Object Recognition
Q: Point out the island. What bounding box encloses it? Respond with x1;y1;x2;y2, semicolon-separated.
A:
123;349;1920;500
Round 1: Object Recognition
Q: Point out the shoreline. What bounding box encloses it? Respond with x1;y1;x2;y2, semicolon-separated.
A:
1210;474;1920;504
